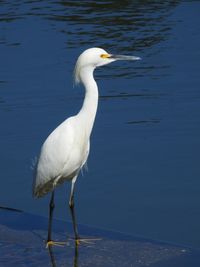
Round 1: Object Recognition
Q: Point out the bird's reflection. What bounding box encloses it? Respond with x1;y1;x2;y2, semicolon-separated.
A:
73;244;78;267
48;246;57;267
48;243;79;267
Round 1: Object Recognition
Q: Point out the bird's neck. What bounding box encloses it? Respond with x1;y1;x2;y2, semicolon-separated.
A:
78;68;99;137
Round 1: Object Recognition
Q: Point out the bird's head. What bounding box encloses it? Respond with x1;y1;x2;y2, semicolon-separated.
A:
74;47;141;85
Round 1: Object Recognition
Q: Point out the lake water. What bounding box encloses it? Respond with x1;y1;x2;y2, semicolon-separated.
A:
0;0;200;249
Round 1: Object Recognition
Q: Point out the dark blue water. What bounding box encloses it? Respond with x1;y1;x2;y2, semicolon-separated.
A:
0;0;200;249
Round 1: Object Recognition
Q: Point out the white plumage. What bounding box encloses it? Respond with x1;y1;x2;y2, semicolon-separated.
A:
33;117;89;197
32;47;141;245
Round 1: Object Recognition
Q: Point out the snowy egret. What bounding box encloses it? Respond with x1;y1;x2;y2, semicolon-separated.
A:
33;47;141;247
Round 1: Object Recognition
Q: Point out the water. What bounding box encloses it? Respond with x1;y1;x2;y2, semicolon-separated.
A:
0;0;200;249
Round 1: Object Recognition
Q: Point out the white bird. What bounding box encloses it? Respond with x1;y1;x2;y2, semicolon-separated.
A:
33;47;141;247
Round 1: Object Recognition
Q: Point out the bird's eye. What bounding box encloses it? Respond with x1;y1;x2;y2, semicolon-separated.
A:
100;54;110;59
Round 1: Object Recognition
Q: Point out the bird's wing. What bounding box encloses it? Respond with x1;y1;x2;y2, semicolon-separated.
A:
33;117;76;197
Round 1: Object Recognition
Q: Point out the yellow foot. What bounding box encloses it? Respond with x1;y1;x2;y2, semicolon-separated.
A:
46;240;67;248
69;237;102;246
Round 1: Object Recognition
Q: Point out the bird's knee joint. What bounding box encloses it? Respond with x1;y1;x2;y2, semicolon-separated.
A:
69;199;74;209
50;202;55;210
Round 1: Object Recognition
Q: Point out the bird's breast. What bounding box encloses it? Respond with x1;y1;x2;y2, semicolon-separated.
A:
62;134;89;176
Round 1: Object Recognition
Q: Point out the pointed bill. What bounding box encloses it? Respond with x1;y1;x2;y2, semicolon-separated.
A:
109;54;141;61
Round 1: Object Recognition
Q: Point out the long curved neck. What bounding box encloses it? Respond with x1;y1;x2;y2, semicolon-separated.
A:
78;67;99;137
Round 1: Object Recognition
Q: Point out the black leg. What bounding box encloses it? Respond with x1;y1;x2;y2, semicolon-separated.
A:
47;190;55;243
69;178;101;246
69;178;79;242
69;194;79;241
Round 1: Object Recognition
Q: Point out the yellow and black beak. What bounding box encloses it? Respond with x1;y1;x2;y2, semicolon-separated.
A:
101;53;141;61
100;53;111;59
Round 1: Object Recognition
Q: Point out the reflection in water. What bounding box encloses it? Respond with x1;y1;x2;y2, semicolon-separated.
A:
0;0;180;81
48;244;79;267
48;246;57;267
127;119;160;125
73;245;78;267
46;0;180;52
100;92;163;99
1;0;180;52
